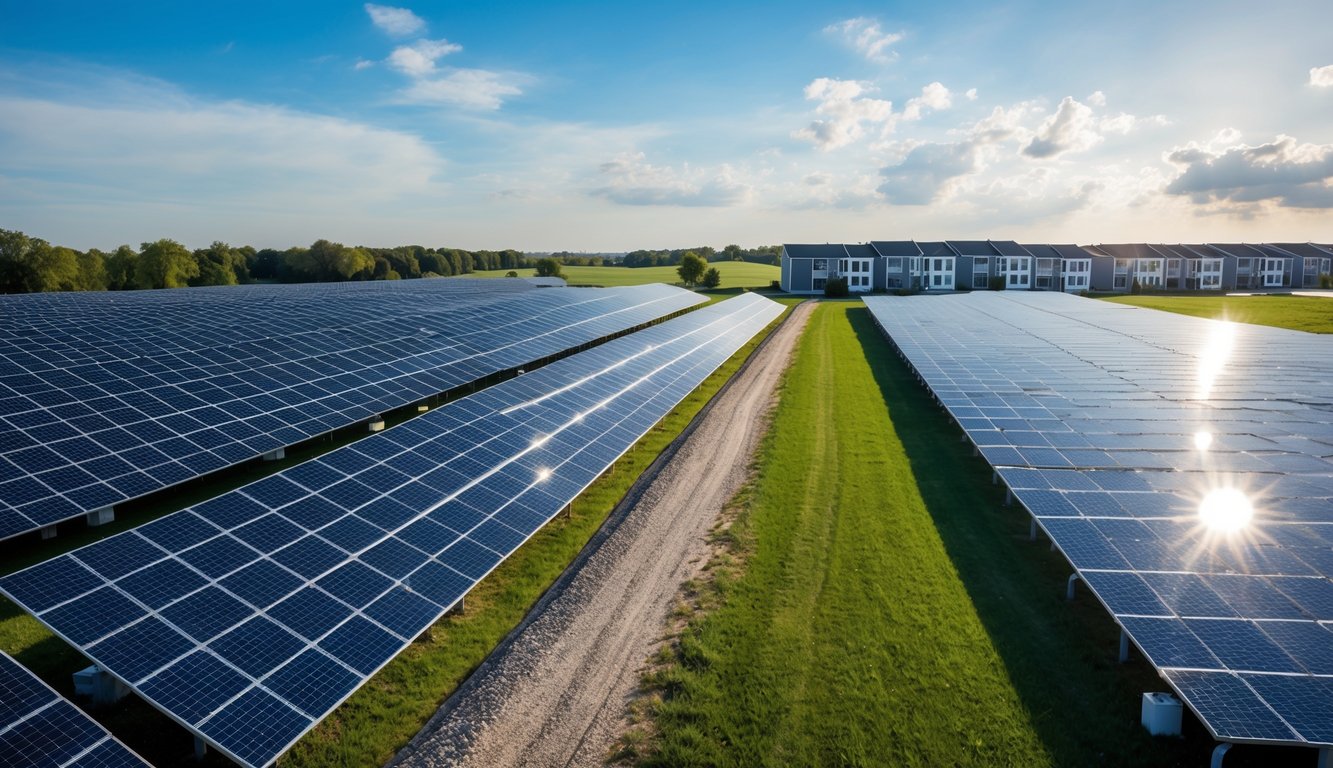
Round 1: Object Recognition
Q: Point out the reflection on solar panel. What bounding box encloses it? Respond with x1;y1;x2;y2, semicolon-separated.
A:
0;280;706;540
864;292;1333;750
0;293;783;768
0;651;150;767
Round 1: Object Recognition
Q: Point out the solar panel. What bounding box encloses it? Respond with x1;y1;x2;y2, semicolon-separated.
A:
0;292;783;768
864;292;1333;749
0;651;150;767
0;280;706;540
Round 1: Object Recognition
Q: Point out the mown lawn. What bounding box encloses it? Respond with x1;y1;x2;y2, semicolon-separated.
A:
638;303;1245;767
464;262;779;290
0;302;796;768
1101;294;1333;333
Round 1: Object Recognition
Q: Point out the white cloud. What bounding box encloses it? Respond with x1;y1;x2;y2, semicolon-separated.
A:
365;4;426;37
878;141;983;204
1023;96;1101;158
1088;90;1107;107
399;69;525;110
353;59;375;71
965;88;978;101
825;18;904;64
1165;133;1333;209
0;87;445;221
1311;65;1333;88
386;38;462;77
902;81;952;121
793;78;894;151
590;152;752;207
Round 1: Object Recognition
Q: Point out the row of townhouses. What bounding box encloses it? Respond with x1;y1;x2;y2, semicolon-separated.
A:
779;241;1333;294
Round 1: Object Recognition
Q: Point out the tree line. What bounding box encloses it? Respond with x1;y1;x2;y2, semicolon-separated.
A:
620;244;780;268
0;229;782;294
0;229;533;293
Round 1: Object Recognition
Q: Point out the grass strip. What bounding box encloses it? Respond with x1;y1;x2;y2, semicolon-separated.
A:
1100;294;1333;333
634;303;1276;766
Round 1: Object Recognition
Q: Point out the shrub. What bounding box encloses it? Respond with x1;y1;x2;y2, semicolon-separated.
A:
1321;274;1332;289
505;270;519;278
824;277;849;297
989;276;1005;291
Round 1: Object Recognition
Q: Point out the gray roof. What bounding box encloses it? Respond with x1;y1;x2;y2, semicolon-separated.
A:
870;240;922;257
1271;243;1333;259
990;240;1032;256
947;240;997;256
1051;244;1100;260
1206;243;1266;259
918;241;960;256
783;244;847;260
844;244;878;259
1021;244;1062;259
1251;243;1297;260
1096;244;1161;260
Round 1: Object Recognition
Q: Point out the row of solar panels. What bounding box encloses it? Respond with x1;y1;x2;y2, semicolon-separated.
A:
0;281;708;540
863;292;1333;750
0;652;149;767
0;293;784;768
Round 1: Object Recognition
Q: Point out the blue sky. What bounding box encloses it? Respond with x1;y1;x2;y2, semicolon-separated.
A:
2;1;1331;250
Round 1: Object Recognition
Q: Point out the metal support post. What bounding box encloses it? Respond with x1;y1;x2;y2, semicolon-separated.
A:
1119;630;1130;663
1066;573;1079;601
1210;742;1231;768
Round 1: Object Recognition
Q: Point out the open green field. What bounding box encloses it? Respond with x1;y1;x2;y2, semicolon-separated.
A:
0;303;794;768
636;303;1292;767
464;262;779;289
1101;294;1333;333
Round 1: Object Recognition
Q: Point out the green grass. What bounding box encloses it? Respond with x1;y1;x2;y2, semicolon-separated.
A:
464;262;779;290
0;302;797;768
1100;294;1333;333
635;303;1287;767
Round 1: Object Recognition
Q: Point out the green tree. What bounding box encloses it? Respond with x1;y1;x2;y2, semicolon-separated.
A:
701;266;722;289
74;248;109;291
0;230;81;292
136;239;199;289
677;251;707;287
534;257;565;279
191;241;244;287
723;244;743;261
105;245;138;290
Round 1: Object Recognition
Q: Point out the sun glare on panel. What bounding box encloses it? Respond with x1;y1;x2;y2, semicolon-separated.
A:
537;468;552;482
1198;487;1253;533
1195;321;1235;400
1193;431;1213;451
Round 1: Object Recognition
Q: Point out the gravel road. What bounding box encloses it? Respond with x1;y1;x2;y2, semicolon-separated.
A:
389;300;814;768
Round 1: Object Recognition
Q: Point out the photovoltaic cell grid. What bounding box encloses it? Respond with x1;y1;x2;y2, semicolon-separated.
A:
0;652;149;768
0;280;706;540
863;291;1333;748
0;293;783;768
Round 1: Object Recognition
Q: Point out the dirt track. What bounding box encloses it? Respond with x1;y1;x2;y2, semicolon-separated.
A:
389;300;814;768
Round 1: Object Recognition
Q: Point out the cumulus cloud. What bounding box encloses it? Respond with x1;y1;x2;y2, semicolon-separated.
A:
1023;96;1101;158
825;17;904;64
386;38;462;77
1164;133;1333;208
902;81;952;121
591;152;752;207
399;69;525;110
793;78;894;151
1311;65;1333;88
965;88;978;101
365;4;425;37
878;141;983;204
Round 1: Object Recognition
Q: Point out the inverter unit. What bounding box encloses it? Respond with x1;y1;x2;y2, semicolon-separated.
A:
1141;692;1182;736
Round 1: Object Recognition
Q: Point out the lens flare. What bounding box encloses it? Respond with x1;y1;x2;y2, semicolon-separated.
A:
1194;431;1213;451
537;468;551;481
1199;487;1252;532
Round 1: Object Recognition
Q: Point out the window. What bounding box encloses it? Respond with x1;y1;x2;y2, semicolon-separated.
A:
812;278;826;290
886;258;903;270
973;272;989;289
813;259;827;271
1114;274;1128;289
839;259;847;272
974;257;988;267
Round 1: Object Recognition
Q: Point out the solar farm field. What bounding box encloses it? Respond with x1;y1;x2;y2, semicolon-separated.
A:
1100;294;1333;334
464;262;780;289
634;303;1225;767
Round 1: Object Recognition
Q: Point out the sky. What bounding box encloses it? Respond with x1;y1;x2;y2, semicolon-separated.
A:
1;0;1331;251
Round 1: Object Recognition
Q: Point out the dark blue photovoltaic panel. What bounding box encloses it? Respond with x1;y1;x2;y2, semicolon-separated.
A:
864;292;1333;747
0;294;784;768
0;281;707;540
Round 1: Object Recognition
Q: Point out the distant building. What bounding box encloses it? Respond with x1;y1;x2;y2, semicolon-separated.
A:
780;240;1332;294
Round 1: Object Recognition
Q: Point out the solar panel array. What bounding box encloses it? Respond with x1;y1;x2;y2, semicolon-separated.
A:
0;292;783;768
0;280;706;540
863;292;1333;749
0;652;149;768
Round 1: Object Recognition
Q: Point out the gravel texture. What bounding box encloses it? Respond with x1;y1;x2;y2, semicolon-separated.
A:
389;300;814;768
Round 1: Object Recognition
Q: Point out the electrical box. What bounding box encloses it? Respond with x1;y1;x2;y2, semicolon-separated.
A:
73;665;129;705
1141;692;1183;736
